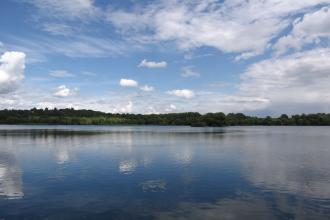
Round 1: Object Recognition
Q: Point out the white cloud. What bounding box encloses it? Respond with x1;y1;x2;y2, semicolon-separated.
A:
166;89;195;99
120;101;133;113
108;0;330;59
36;102;56;109
42;23;74;36
238;48;330;114
119;78;138;87
0;99;16;106
138;59;167;68
53;85;79;97
49;70;75;77
165;104;177;112
26;0;100;20
274;6;330;55
0;86;270;114
177;93;270;114
14;1;136;60
183;52;213;60
0;51;26;94
140;85;154;92
181;66;200;78
2;46;330;114
5;35;129;60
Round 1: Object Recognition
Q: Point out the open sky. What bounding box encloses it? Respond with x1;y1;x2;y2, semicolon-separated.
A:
1;0;330;115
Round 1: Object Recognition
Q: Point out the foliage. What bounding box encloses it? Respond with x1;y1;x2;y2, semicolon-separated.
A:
0;108;330;126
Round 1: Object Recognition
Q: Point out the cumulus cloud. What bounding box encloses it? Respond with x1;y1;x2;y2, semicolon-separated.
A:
238;48;330;114
274;6;330;55
53;85;79;97
35;102;56;109
119;101;133;113
138;59;167;68
140;85;154;92
0;86;270;114
165;104;177;112
0;51;26;94
2;48;330;115
3;0;330;115
166;89;195;99
119;78;138;87
108;0;330;59
0;99;16;106
49;70;75;77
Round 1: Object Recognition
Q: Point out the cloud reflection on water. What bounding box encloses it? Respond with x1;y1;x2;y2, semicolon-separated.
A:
119;160;137;174
140;179;167;192
0;152;23;199
0;126;329;219
236;127;330;199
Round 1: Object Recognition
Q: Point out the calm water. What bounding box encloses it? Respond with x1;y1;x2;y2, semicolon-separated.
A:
0;125;329;220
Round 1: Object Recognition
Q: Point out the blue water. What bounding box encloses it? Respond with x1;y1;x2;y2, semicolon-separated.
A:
0;125;329;219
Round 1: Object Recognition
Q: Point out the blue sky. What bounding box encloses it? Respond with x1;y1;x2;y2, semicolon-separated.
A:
0;0;330;115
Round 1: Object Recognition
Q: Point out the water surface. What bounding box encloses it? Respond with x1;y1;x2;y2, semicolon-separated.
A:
0;125;329;219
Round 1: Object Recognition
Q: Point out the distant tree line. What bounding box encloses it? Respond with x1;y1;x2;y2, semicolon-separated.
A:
0;108;330;126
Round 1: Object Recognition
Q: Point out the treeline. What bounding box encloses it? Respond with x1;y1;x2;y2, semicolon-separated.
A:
0;108;330;126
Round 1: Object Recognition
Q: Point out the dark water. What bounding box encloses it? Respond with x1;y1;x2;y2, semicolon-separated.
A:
0;125;329;220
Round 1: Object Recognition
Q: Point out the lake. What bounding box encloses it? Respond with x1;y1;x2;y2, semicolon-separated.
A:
0;125;329;220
